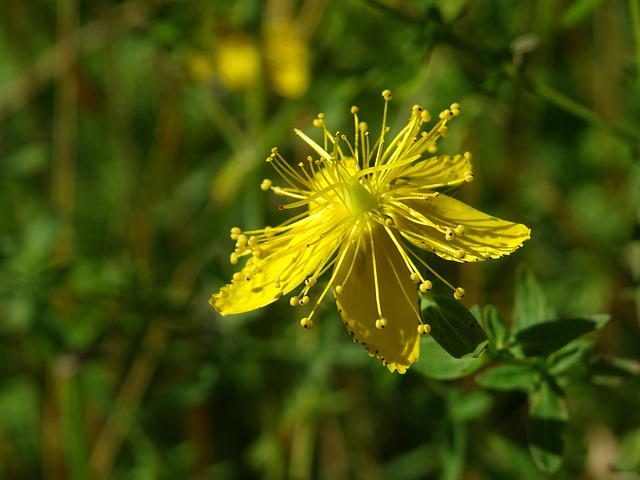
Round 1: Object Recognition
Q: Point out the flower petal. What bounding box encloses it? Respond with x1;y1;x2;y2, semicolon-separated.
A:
388;195;531;262
394;153;471;189
333;221;421;373
211;216;341;315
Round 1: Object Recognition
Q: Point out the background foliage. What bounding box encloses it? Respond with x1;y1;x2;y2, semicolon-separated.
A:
1;0;639;478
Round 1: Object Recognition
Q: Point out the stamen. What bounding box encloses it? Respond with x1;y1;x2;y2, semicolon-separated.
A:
454;287;465;300
417;323;431;334
375;317;388;329
419;280;432;293
260;179;272;191
445;228;455;241
230;227;242;240
300;317;313;328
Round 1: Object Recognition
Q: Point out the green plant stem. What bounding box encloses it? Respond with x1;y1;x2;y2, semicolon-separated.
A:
523;76;640;145
631;0;640;94
56;357;89;480
89;320;169;480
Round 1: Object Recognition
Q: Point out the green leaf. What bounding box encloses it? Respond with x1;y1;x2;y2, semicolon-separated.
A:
614;426;640;471
528;378;568;474
514;318;598;357
546;340;591;376
512;265;548;332
447;389;492;423
413;336;487;380
482;305;509;349
560;0;605;29
590;357;640;387
421;294;488;359
476;364;536;392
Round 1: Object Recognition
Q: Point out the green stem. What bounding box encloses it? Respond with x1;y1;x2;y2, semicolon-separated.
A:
56;358;89;480
631;0;640;94
523;76;640;145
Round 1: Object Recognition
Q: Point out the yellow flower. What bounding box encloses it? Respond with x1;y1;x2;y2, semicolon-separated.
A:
210;90;530;373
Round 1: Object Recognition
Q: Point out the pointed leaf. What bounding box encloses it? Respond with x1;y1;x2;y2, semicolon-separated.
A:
546;340;591;376
422;294;488;359
528;378;567;473
413;336;487;380
515;318;597;357
476;364;536;392
614;426;640;471
590;357;640;387
482;304;509;349
512;265;548;332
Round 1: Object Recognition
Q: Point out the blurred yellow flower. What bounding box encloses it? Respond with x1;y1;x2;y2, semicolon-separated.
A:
263;20;310;98
215;35;261;90
211;90;530;373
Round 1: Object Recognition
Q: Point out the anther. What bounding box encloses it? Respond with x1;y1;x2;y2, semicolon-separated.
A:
230;252;239;265
260;179;272;191
410;272;420;283
454;287;466;300
232;272;243;282
385;218;394;227
290;296;300;306
454;225;465;236
464;151;472;161
375;318;388;329
463;171;474;182
305;276;317;287
445;228;455;241
235;234;247;248
382;89;392;100
274;291;283;299
334;285;344;294
454;249;466;260
417;324;431;334
421;110;431;122
300;317;314;329
359;122;368;132
439;125;449;137
300;295;310;305
419;280;433;293
273;278;281;288
351;106;359;114
230;227;241;240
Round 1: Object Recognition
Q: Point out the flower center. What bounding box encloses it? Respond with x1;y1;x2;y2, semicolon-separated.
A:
344;176;375;216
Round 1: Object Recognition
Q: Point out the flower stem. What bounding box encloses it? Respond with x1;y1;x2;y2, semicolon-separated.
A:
631;0;640;95
524;76;640;145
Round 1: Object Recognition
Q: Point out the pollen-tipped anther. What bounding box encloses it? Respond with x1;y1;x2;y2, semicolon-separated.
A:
375;317;388;329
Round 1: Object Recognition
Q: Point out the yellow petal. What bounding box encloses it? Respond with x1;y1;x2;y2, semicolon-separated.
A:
211;216;340;315
393;153;471;189
333;221;421;373
388;195;531;262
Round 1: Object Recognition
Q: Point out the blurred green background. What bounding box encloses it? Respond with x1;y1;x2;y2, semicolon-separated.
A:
1;0;639;478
